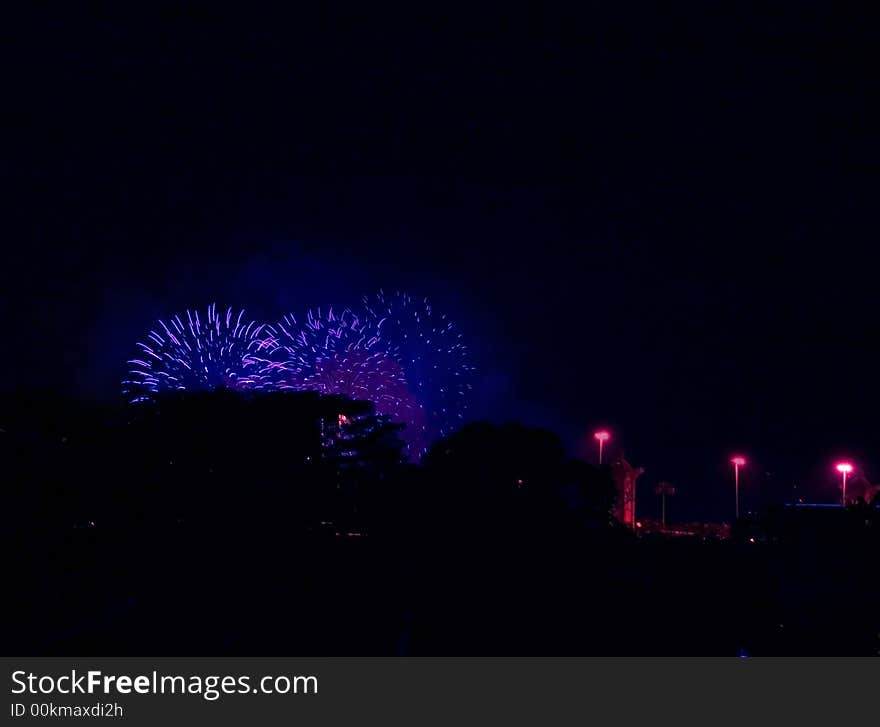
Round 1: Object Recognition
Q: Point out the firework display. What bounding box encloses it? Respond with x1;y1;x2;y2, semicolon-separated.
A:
123;293;472;457
269;306;429;455
361;291;471;442
122;304;278;403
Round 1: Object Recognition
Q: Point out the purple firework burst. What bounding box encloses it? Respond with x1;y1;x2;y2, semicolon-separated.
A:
269;307;428;454
271;294;471;457
360;290;472;439
122;304;278;403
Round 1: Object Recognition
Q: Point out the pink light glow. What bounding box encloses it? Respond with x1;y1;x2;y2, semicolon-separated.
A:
592;430;611;465
835;462;853;474
730;456;746;520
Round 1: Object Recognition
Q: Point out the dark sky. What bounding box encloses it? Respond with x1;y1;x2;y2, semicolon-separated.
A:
5;4;878;520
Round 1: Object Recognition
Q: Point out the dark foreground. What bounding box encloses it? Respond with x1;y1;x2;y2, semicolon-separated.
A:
3;391;878;655
6;513;878;656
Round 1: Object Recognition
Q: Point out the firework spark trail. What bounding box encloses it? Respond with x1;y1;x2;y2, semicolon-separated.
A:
360;290;472;439
122;304;279;403
270;293;472;457
269;306;425;448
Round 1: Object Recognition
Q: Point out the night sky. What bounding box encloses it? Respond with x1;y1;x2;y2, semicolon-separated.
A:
5;5;878;520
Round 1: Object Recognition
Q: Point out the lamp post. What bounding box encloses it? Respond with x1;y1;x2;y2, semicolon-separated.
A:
594;430;610;465
835;462;853;507
730;456;746;520
654;482;676;528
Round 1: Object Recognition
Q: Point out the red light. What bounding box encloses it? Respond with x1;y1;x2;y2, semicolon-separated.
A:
730;456;746;467
594;430;610;442
635;521;643;528
835;462;853;474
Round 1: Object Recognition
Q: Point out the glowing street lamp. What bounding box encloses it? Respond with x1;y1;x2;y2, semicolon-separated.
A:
835;462;853;506
730;456;746;520
594;430;610;465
